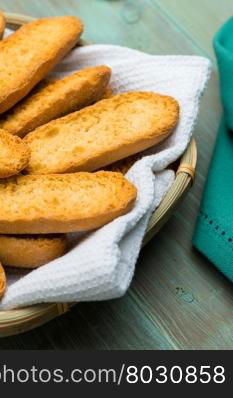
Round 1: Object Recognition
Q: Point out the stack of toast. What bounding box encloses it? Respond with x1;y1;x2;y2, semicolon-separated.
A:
0;15;179;297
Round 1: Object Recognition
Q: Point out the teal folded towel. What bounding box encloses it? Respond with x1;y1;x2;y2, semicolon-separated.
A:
193;17;233;282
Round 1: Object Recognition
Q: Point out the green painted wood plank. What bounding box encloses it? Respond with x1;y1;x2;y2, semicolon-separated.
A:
133;222;233;349
0;0;208;55
152;0;233;60
0;296;174;349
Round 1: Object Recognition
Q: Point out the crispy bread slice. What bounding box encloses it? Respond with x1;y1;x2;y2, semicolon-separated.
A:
0;128;30;177
0;234;67;268
0;16;83;113
0;12;5;39
25;92;179;175
0;66;111;137
0;172;137;234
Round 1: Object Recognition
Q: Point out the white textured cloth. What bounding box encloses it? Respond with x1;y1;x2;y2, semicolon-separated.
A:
0;44;211;309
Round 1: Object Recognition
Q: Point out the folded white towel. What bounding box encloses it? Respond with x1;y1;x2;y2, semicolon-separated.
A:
0;43;211;309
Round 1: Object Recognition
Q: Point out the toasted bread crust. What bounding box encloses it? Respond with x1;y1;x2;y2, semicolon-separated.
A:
100;87;113;100
0;172;137;234
0;234;67;268
0;128;30;177
0;262;6;298
0;16;83;113
0;66;111;137
0;12;5;39
24;92;179;175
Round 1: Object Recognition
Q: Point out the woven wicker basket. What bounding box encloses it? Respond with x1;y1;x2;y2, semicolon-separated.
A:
0;13;197;337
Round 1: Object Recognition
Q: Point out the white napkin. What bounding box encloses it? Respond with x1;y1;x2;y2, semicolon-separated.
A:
0;44;211;309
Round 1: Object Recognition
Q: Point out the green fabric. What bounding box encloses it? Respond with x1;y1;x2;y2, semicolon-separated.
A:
193;17;233;282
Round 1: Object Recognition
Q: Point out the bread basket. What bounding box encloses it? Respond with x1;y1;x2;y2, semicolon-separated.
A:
0;13;197;337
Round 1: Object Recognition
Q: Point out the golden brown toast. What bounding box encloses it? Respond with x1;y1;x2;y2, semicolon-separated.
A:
0;16;83;113
0;234;67;268
0;172;137;234
0;12;5;39
0;66;111;137
24;92;179;175
0;128;30;177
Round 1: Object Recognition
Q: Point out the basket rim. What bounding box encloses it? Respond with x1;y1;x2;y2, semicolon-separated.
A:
0;12;197;337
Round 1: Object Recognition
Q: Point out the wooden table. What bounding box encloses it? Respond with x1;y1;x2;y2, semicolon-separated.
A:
0;0;233;350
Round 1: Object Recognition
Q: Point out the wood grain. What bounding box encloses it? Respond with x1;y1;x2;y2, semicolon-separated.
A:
0;0;232;349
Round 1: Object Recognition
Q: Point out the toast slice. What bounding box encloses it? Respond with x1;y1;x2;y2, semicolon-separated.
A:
25;92;179;175
0;66;111;137
0;262;6;298
0;172;137;234
0;16;83;113
0;128;30;177
0;234;67;268
101;87;113;99
0;12;5;39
